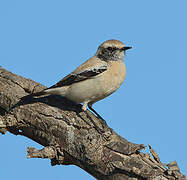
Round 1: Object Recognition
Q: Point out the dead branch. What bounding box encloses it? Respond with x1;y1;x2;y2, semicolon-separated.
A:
0;66;186;180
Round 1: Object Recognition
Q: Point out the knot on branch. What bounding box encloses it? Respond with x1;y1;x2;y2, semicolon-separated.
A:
27;146;64;166
27;146;57;159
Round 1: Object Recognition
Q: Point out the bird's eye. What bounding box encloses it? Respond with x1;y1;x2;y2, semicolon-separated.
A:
107;47;114;51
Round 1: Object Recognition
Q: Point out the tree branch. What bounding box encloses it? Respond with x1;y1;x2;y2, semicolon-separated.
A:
0;66;186;180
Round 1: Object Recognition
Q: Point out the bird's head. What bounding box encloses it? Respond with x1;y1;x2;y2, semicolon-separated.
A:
96;39;132;62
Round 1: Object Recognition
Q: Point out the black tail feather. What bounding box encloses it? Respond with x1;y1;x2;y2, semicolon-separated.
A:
20;90;47;101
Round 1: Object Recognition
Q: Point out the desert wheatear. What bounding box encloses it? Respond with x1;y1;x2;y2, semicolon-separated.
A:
31;39;132;118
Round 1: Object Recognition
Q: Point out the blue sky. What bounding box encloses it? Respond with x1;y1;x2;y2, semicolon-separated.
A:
0;0;187;179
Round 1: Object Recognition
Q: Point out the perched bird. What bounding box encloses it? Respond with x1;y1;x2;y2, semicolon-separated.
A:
31;39;131;118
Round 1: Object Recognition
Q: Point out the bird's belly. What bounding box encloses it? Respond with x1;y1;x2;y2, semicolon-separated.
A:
66;62;126;104
66;79;116;104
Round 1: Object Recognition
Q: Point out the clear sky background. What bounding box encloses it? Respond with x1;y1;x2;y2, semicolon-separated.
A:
0;0;186;179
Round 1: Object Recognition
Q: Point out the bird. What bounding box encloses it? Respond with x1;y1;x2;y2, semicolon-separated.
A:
30;39;132;119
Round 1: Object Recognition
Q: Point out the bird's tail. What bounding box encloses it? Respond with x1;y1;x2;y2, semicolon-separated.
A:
21;86;68;101
31;90;48;97
34;86;69;96
20;89;47;101
31;87;63;97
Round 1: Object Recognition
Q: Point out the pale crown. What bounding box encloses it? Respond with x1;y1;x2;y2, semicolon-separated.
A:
95;39;131;62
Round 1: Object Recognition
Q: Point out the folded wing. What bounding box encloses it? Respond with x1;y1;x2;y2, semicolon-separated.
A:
48;64;108;89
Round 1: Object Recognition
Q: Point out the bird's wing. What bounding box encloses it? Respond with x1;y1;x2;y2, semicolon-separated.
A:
48;58;108;89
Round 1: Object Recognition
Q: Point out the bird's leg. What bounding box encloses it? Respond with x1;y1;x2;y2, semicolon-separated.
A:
82;103;88;111
81;102;104;133
88;103;107;129
88;103;103;120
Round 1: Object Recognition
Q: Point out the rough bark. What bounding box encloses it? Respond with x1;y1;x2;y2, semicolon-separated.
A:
0;66;186;180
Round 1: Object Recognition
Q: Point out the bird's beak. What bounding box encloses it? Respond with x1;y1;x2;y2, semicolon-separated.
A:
122;46;132;51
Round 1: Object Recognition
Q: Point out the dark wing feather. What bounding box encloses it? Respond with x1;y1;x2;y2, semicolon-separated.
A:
48;65;107;89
